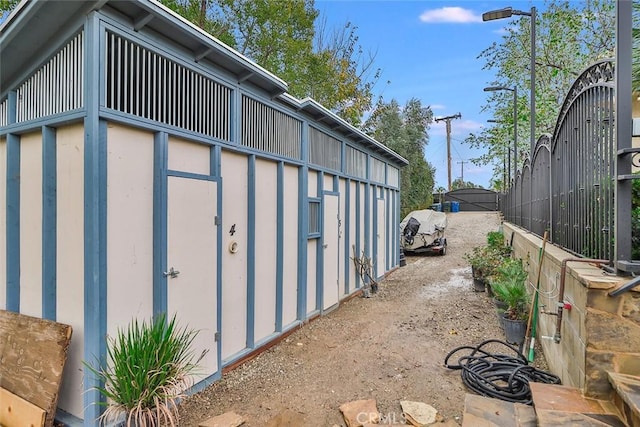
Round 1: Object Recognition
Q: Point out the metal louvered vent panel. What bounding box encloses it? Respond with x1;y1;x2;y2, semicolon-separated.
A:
241;96;301;159
370;157;385;184
105;31;231;141
309;127;341;171
16;31;84;123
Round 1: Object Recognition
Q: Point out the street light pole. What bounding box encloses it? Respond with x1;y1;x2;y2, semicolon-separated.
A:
485;86;517;184
530;7;536;155
483;6;535;154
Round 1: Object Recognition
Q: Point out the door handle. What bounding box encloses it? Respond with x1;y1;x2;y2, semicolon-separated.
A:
163;267;180;278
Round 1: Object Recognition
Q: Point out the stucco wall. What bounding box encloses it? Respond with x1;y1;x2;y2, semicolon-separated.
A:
504;223;640;398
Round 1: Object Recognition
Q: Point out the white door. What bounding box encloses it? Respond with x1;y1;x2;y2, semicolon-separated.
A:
323;194;340;310
167;176;218;378
376;198;386;278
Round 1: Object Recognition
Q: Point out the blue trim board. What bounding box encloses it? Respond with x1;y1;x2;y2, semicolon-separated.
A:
354;182;360;288
297;121;309;320
0;111;86;137
209;144;223;369
364;182;370;279
275;161;284;332
83;118;108;425
213;145;222;177
246;155;256;348
296;165;308;319
392;191;397;267
316;171;323;312
153;132;168;318
42;126;57;321
83;13;106;425
215;175;223;375
167;170;216;181
55;409;83;427
372;186;378;278
344;179;350;295
6;133;20;312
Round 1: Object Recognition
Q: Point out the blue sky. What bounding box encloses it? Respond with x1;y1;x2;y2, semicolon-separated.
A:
316;0;543;190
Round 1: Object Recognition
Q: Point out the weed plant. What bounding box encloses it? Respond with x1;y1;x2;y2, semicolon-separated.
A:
85;313;206;427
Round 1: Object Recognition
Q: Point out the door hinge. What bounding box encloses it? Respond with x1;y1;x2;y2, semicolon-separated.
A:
214;216;221;226
214;331;220;342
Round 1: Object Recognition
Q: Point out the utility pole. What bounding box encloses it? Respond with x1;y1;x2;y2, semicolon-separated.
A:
457;160;467;183
434;113;462;191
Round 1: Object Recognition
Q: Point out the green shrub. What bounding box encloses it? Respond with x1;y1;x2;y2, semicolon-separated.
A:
84;313;206;426
487;230;505;249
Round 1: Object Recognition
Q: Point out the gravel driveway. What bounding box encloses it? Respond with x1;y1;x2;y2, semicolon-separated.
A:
178;211;547;426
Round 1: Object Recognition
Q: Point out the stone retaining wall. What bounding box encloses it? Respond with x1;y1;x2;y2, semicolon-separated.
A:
504;223;640;398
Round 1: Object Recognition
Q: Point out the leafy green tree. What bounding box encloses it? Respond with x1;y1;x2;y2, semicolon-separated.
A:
468;0;615;184
451;178;482;191
158;0;380;125
160;0;235;46
0;0;19;20
364;98;435;218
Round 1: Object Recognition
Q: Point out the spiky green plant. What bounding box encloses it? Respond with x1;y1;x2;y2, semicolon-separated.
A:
491;258;529;321
84;313;207;427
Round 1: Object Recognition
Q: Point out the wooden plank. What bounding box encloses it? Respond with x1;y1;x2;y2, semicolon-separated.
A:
0;310;72;427
462;394;536;427
0;387;45;427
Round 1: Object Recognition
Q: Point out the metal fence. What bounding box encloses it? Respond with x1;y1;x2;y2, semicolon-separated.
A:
501;59;638;273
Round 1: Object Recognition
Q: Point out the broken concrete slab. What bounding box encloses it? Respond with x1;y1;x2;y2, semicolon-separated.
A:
198;411;245;427
264;409;306;426
400;400;440;426
339;399;379;427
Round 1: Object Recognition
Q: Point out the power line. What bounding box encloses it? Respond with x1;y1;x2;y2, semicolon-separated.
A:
434;112;462;191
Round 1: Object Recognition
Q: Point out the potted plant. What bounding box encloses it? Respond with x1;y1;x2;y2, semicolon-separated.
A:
464;246;488;291
464;247;510;293
491;258;529;345
84;313;206;426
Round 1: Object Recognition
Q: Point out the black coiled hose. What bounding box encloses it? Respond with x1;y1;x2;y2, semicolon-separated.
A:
444;339;561;405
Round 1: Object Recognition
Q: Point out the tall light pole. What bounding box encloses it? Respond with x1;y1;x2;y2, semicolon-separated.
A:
487;119;511;190
434;113;462;191
483;7;535;155
485;86;517;183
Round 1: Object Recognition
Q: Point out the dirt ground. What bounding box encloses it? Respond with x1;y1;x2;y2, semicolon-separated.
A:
178;211;548;426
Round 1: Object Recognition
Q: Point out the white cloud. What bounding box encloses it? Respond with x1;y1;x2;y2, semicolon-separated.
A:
419;7;482;24
430;104;446;110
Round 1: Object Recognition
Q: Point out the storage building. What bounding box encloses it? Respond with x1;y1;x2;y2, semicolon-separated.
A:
0;0;407;424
